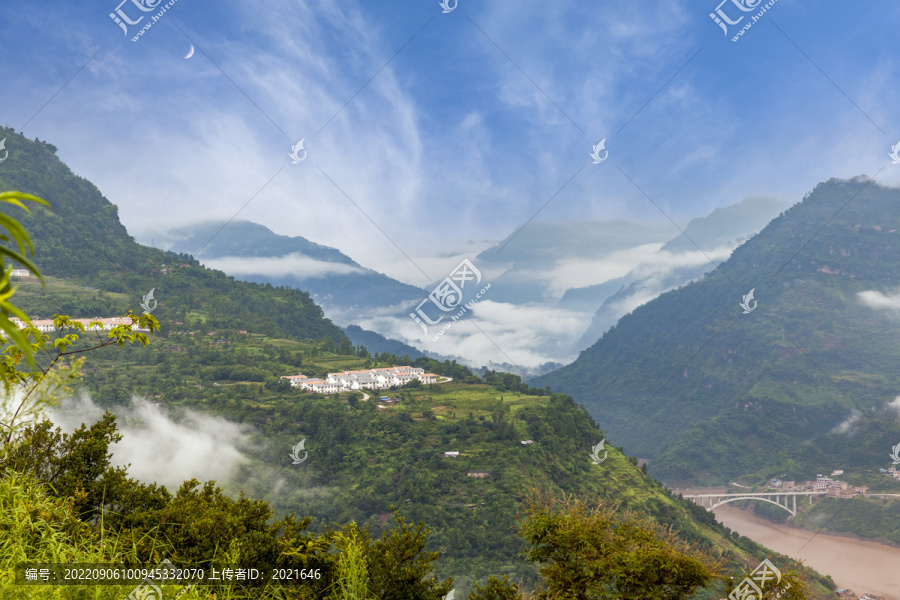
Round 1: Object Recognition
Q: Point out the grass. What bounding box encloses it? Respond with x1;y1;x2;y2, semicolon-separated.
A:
0;471;187;600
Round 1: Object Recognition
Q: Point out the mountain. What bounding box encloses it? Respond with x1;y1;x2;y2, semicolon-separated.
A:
139;198;789;370
0;126;347;345
534;177;900;485
661;195;793;254
343;324;425;359
160;220;425;317
473;220;674;305
0;127;839;598
570;195;793;351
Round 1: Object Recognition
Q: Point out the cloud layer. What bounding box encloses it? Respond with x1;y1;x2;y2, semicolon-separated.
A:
201;253;366;279
50;394;252;490
5;0;900;287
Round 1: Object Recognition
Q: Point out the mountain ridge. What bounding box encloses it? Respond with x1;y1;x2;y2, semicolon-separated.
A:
534;176;900;485
0;126;347;345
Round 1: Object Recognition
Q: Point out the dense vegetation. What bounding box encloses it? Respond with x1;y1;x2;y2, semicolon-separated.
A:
0;291;828;598
0;135;842;597
536;177;900;489
0;126;348;346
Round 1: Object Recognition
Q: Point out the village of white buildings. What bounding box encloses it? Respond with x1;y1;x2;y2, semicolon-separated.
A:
7;270;153;333
10;316;151;333
281;366;438;394
768;467;900;498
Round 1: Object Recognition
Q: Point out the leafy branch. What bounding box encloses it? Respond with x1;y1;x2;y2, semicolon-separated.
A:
0;311;159;446
0;191;50;364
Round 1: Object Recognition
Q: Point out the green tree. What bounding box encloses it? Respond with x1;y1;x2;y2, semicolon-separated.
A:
0;311;158;448
1;413;146;521
467;575;521;600
0;191;49;362
722;565;810;600
0;191;158;447
331;522;375;600
520;493;725;600
366;510;453;600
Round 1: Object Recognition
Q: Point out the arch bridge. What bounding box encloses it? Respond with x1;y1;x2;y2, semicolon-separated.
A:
681;492;828;517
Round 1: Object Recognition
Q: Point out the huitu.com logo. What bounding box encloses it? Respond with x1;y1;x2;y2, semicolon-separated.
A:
439;0;457;14
739;288;757;314
590;139;609;164
727;558;788;600
0;139;8;163
889;141;900;165
139;288;157;314
110;0;182;42
890;443;900;465
410;259;491;340
709;0;780;42
290;439;308;464
589;439;608;465
289;139;308;164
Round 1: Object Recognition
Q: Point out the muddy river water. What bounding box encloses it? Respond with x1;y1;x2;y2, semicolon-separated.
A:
673;489;900;599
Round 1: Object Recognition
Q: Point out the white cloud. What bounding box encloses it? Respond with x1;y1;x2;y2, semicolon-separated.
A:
200;253;366;279
533;243;664;297
887;396;900;419
338;238;740;368
858;289;900;312
833;409;862;435
50;394;252;490
353;298;589;368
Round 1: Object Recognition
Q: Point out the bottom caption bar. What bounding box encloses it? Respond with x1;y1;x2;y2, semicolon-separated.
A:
15;561;323;586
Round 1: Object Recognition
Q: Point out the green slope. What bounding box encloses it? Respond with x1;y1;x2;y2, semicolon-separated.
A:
0;127;838;597
535;177;900;486
47;328;839;598
0;126;347;345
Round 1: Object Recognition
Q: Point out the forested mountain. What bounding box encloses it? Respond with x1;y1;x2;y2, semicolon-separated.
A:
343;324;426;359
535;176;900;485
162;219;426;314
0;127;838;598
0;126;347;344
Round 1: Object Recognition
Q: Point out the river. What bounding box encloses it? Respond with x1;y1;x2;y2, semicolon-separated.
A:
673;488;900;599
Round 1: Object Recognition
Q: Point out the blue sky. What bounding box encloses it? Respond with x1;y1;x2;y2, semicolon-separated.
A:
2;0;900;288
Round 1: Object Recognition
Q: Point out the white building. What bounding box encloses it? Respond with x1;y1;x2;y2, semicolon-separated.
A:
10;269;31;277
11;316;149;333
281;366;438;394
280;375;309;387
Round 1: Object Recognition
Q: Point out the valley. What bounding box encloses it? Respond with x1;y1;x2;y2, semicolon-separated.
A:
4;2;900;595
716;505;899;600
675;488;900;599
